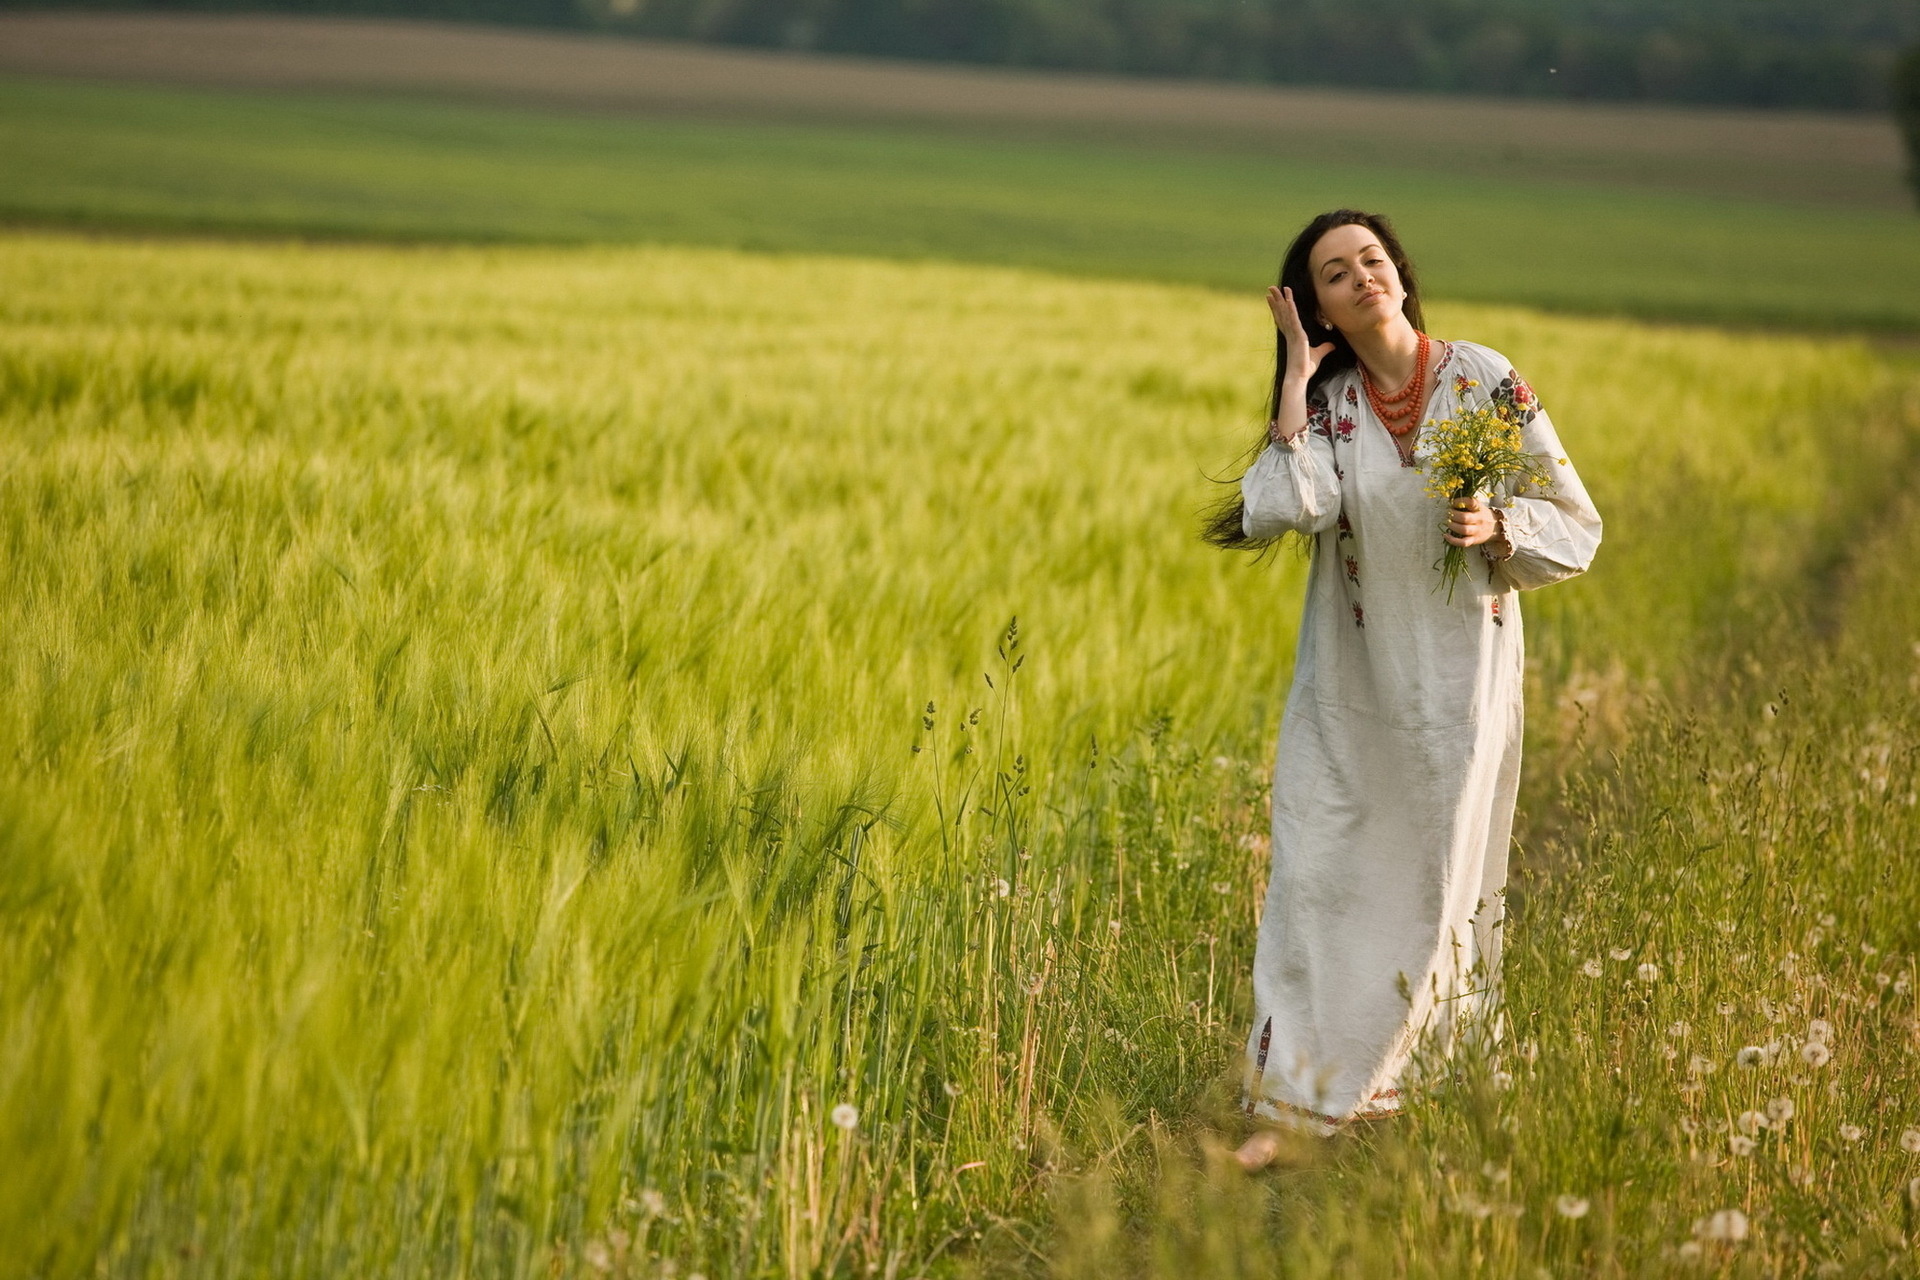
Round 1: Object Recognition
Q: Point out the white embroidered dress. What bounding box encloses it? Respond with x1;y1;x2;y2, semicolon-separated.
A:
1238;340;1601;1128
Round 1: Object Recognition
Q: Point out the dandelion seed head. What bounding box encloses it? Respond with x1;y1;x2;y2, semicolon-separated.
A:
992;878;1010;898
1737;1110;1766;1136
1729;1135;1755;1156
1108;919;1123;936
943;1080;963;1097
1899;1128;1920;1153
1735;1046;1764;1069
1717;1001;1736;1016
1554;1194;1589;1219
583;1240;613;1273
1580;959;1603;978
1800;1040;1831;1067
1696;1208;1749;1242
1609;947;1632;962
1667;1021;1690;1039
1766;1097;1794;1123
830;1103;860;1131
1807;1018;1833;1043
1637;962;1660;982
1839;1123;1863;1142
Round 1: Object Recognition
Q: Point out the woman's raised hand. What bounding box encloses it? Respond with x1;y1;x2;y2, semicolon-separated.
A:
1267;285;1337;383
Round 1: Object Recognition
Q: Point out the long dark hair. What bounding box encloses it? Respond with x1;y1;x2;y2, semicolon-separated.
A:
1200;209;1425;551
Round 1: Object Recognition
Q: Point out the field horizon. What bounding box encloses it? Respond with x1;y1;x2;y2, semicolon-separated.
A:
1;12;1905;212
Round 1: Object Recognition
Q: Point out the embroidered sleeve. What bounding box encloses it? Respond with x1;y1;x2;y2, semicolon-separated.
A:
1244;401;1342;539
1491;396;1602;591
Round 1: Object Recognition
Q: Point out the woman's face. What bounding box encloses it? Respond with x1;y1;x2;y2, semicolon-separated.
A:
1306;223;1405;337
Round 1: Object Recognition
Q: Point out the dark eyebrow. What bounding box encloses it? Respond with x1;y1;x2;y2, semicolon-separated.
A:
1317;243;1385;276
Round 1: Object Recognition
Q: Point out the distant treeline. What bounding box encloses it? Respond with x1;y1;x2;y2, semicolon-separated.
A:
13;0;1919;111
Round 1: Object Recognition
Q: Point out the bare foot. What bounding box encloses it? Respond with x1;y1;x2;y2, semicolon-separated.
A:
1232;1128;1283;1173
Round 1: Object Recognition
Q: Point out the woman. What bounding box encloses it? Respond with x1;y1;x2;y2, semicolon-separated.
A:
1204;210;1602;1164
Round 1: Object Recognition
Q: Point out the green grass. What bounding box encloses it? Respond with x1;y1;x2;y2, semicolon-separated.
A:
5;74;1920;332
4;232;1920;1277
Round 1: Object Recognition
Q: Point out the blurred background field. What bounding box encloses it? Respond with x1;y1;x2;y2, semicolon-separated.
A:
4;7;1920;1278
2;14;1919;330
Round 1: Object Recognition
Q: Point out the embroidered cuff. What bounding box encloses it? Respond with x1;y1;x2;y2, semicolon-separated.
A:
1481;506;1515;565
1269;419;1308;448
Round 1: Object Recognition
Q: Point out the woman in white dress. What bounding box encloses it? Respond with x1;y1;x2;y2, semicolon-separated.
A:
1201;210;1603;1166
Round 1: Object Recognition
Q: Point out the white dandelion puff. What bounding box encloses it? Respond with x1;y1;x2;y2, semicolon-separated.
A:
583;1240;613;1273
1735;1046;1765;1069
1737;1110;1766;1136
1108;919;1123;936
1667;1021;1690;1039
1696;1208;1750;1242
1800;1040;1831;1067
1554;1195;1590;1219
992;878;1011;898
830;1103;860;1131
1609;947;1632;962
1637;962;1660;982
1729;1135;1756;1156
1899;1128;1920;1153
1580;959;1603;978
1839;1123;1863;1142
1767;1097;1795;1124
1807;1018;1834;1043
1717;1001;1736;1016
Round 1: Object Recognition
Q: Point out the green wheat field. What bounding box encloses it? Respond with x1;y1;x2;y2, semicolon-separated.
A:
4;62;1920;1280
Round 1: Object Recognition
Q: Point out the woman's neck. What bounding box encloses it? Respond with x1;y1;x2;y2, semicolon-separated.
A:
1347;318;1422;388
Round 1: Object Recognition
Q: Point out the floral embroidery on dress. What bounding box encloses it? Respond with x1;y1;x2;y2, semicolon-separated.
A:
1490;371;1540;427
1351;602;1365;629
1344;554;1361;586
1490;594;1503;627
1334;414;1357;443
1344;384;1359;407
1337;511;1354;541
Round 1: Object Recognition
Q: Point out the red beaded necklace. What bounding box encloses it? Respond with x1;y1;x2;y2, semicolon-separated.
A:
1358;332;1432;437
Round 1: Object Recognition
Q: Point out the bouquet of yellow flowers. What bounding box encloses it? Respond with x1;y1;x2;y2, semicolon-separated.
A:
1417;379;1558;601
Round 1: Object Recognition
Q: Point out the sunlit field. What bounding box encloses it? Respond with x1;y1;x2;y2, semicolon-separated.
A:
3;233;1919;1277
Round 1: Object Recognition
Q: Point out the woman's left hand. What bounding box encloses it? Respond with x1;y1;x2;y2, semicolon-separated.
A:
1445;497;1498;547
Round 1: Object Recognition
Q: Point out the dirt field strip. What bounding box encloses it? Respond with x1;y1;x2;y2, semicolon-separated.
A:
0;11;1905;209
